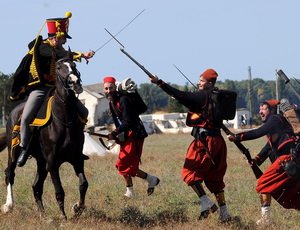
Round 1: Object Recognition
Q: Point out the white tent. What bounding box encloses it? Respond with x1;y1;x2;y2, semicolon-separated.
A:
83;133;120;156
83;133;108;156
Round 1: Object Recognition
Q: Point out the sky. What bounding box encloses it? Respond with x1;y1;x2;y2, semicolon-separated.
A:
1;1;300;86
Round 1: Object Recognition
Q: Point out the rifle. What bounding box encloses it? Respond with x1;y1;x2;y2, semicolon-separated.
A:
173;64;198;89
86;131;109;139
104;28;155;80
86;131;125;142
221;124;263;179
276;69;300;101
85;131;125;150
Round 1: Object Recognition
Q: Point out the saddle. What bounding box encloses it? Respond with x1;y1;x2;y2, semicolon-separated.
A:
10;94;88;160
11;96;54;153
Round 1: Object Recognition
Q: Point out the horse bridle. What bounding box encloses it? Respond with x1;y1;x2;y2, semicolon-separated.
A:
52;59;83;126
55;59;83;101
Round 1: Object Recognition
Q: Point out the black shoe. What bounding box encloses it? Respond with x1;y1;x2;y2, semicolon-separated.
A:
199;204;218;220
17;148;29;167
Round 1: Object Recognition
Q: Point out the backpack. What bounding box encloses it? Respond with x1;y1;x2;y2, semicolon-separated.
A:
282;108;300;135
123;90;147;115
279;99;300;135
208;88;237;121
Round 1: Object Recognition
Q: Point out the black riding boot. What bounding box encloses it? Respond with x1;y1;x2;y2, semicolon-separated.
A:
17;147;29;167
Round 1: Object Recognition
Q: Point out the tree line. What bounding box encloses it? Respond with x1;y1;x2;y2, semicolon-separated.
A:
138;77;300;124
1;71;300;125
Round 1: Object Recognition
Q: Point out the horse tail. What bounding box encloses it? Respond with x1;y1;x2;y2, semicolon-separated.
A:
0;131;7;152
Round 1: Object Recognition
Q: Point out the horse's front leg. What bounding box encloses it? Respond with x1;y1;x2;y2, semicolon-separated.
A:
72;163;88;218
32;159;48;216
1;159;17;213
49;167;67;220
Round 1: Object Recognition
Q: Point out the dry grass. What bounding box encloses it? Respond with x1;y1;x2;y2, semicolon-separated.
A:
0;133;299;230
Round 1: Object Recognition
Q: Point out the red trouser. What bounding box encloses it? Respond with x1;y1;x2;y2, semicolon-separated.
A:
182;136;227;193
115;132;144;177
257;154;300;210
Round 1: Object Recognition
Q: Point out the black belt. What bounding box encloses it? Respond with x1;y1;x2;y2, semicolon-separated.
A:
192;127;221;140
199;128;221;137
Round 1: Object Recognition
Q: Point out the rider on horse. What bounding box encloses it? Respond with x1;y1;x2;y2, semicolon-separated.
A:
10;12;95;167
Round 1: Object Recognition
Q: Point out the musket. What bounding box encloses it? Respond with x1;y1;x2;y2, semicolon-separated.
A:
221;124;263;179
276;69;300;101
86;131;109;139
104;28;155;79
86;131;125;142
173;64;198;89
85;131;111;150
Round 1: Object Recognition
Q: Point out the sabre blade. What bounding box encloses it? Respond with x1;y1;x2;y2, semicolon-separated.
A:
104;28;125;48
95;9;145;53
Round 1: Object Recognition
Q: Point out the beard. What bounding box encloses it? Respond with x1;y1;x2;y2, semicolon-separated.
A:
105;91;118;101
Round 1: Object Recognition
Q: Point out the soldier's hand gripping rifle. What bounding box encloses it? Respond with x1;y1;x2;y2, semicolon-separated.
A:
221;124;263;179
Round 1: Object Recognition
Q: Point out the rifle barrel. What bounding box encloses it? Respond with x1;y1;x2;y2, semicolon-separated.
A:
120;48;154;78
221;124;263;178
86;131;109;139
173;64;198;89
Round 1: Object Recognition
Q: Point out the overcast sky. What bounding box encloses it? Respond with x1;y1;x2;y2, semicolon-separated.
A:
1;1;300;86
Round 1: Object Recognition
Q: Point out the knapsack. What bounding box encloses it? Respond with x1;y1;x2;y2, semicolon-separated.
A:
208;88;237;121
118;90;147;116
280;100;300;135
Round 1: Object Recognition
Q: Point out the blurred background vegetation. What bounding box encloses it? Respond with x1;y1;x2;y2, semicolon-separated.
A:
1;70;300;128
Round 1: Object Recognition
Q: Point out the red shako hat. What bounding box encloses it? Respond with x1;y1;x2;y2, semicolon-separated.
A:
46;11;72;39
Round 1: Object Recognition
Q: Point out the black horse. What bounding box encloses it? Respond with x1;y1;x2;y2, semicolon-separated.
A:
1;57;88;219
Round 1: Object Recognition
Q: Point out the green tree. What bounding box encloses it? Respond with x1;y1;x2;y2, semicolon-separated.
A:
0;72;14;126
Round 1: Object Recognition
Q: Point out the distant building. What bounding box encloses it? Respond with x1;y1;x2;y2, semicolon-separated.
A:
78;83;109;127
140;113;192;134
225;108;251;129
79;84;250;132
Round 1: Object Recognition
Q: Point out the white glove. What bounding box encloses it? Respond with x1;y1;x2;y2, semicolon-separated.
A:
279;98;293;112
116;77;137;93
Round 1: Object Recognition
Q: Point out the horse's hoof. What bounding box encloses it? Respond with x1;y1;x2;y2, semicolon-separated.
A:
72;202;86;217
1;204;13;213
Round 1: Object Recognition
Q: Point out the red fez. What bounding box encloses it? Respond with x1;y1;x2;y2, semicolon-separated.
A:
103;76;116;84
201;68;218;80
263;99;280;108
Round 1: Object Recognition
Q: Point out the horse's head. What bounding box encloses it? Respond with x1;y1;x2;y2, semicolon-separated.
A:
56;57;83;94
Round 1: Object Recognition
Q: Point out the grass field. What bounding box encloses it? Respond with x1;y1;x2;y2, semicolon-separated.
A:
0;133;299;230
